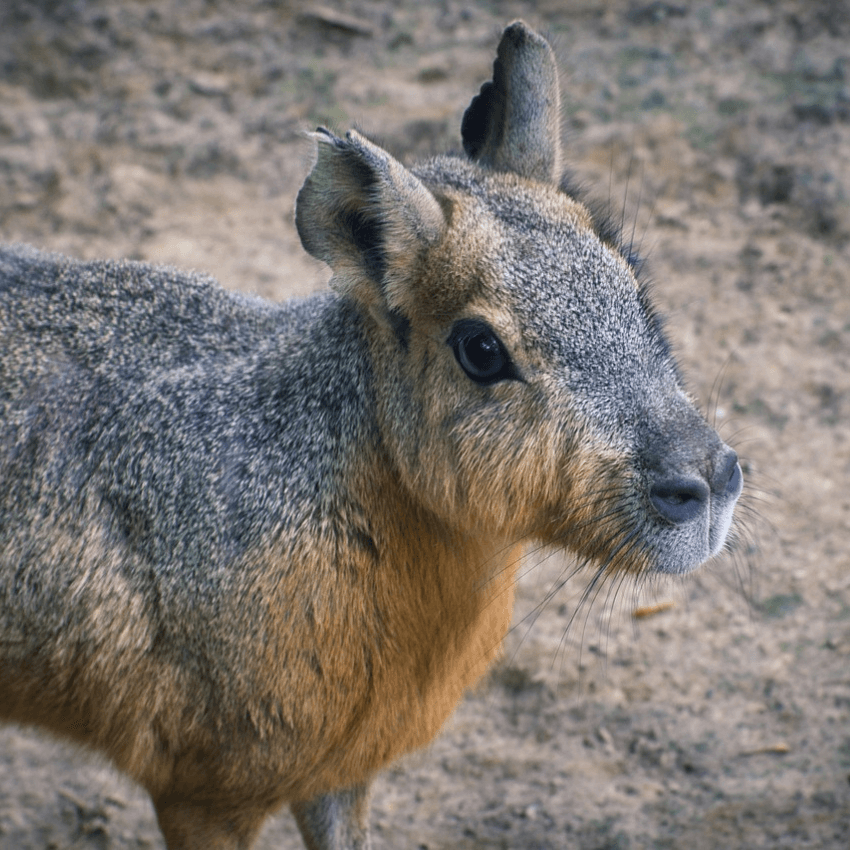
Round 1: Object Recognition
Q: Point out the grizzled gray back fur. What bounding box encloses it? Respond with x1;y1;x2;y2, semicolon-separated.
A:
1;248;367;575
0;21;742;850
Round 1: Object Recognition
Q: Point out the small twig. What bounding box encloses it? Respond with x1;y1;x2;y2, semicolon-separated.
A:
739;742;790;756
632;601;675;619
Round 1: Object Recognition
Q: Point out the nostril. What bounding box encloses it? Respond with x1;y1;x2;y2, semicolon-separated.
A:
649;475;710;525
725;461;743;498
711;449;742;497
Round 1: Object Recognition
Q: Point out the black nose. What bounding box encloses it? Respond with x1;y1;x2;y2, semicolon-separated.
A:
649;475;710;524
650;448;740;525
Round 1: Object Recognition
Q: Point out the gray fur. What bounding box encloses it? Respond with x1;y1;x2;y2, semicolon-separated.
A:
0;244;370;582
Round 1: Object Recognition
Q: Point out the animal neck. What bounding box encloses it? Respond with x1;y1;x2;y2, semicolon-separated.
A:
350;456;520;686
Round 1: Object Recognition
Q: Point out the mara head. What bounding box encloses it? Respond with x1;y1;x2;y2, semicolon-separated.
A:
295;21;742;578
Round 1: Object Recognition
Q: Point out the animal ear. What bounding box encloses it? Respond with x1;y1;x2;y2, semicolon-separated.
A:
461;21;562;183
296;128;446;313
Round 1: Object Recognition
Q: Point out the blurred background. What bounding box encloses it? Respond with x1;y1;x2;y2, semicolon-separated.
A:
0;1;848;847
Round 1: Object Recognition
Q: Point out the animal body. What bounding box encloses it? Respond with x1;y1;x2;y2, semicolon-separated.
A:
0;21;742;850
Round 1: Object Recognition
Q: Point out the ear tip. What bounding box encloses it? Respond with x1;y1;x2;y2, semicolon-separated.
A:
306;127;339;146
305;126;371;151
502;20;534;38
500;20;554;57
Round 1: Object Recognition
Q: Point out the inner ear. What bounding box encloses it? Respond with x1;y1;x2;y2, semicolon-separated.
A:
345;205;386;284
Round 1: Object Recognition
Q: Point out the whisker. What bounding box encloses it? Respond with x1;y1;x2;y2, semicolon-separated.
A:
619;142;636;243
707;351;736;429
627;158;646;267
559;526;643;641
635;183;659;265
501;552;582;668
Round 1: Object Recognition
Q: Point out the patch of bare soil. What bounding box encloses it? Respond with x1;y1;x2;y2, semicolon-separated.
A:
1;1;849;848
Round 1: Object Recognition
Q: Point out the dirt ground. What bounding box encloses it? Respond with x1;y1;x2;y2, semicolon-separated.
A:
1;0;849;847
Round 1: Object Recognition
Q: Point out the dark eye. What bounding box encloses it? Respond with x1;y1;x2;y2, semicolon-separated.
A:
448;319;517;385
